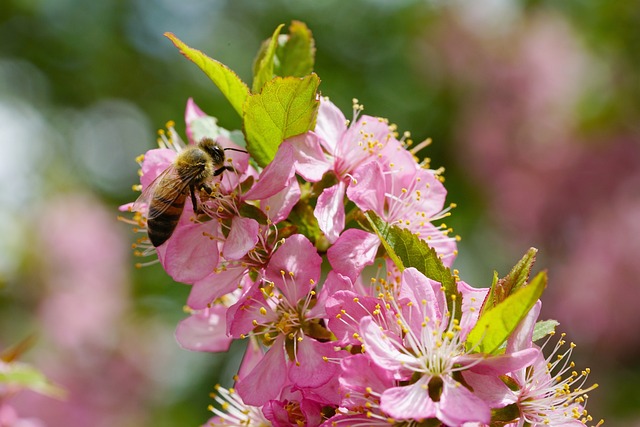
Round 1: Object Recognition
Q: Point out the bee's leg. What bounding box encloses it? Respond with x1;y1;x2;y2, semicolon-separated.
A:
213;165;235;176
189;183;200;213
200;183;214;195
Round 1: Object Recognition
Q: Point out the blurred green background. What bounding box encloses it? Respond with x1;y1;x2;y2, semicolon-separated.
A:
1;0;639;425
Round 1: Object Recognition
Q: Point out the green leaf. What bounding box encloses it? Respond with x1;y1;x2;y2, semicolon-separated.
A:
363;211;461;316
243;74;320;167
287;197;323;246
275;21;315;78
0;362;65;399
532;319;559;342
480;247;538;317
252;24;285;93
466;271;547;355
238;201;268;225
490;403;520;423
165;32;250;117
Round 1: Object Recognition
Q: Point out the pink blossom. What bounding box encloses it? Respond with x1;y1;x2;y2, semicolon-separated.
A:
337;354;395;412
262;387;323;427
306;98;409;242
155;206;220;283
124;100;305;293
185;221;281;310
227;235;343;406
355;268;538;425
313;180;346;243
327;229;380;282
325;290;391;347
501;302;600;426
186;266;250;310
347;159;458;266
0;404;45;427
175;304;233;353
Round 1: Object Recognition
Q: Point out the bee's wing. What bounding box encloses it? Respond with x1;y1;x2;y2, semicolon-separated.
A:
132;166;192;220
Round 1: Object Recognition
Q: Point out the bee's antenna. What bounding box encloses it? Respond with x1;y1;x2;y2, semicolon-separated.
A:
223;147;248;154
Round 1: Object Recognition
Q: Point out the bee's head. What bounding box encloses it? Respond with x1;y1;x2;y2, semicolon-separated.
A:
198;137;225;166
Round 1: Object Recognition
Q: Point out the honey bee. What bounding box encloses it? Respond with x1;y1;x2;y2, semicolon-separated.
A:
136;137;245;247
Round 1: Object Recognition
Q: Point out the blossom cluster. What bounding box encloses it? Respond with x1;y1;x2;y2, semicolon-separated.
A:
122;94;601;426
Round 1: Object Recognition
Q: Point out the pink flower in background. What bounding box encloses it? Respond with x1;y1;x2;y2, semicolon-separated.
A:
37;194;129;351
546;187;640;356
0;404;45;427
11;193;174;427
429;10;640;379
427;12;591;239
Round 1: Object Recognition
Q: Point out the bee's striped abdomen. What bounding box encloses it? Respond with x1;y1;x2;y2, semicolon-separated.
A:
147;190;187;247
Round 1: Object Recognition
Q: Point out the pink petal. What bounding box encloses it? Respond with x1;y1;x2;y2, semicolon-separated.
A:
313;181;346;244
186;266;248;309
461;370;517;408
288;340;339;389
262;400;291;427
380;377;436;420
265;234;321;304
398;267;443;329
378;136;419;174
244;143;296;201
236;336;288;406
321;414;389;426
227;283;278;338
287;133;331;182
237;339;264;380
158;219;219;284
140;148;176;189
315;98;346;154
118;202;134;212
507;300;541;354
458;280;490;338
299;398;323;427
402;168;447;217
223;217;259;260
346;161;386;214
437;376;491;426
335;115;393;172
175;305;232;352
185;97;206;143
310;271;354;319
359;316;416;378
326;290;383;346
261;179;301;224
299;373;341;406
458;348;540;376
339;354;395;410
327;229;380;282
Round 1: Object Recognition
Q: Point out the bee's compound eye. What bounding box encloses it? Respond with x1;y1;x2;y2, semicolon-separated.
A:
199;138;225;165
